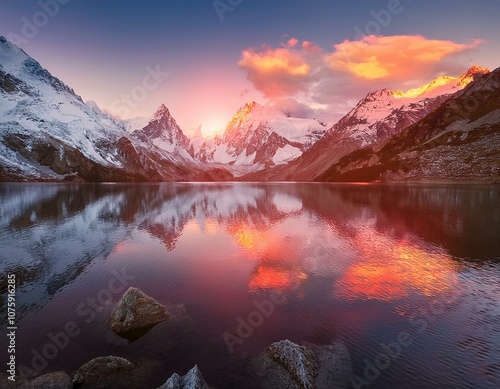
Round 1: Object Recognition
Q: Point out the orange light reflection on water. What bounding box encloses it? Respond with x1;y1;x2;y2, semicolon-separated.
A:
227;224;270;251
226;220;310;292
249;265;307;291
337;229;459;301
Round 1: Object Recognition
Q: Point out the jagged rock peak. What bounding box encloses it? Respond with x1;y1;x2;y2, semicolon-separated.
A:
364;89;393;101
463;65;490;76
237;101;264;115
244;100;261;109
459;65;490;85
154;103;171;119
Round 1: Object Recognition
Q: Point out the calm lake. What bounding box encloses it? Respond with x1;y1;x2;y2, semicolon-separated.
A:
0;183;499;388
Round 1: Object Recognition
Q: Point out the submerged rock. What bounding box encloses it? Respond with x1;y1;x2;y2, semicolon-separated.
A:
108;287;170;341
256;339;352;389
29;371;71;389
157;365;209;389
72;356;134;388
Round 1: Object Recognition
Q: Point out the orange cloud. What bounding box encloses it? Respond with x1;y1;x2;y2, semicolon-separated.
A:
239;47;310;76
238;35;484;122
326;35;482;80
238;45;314;98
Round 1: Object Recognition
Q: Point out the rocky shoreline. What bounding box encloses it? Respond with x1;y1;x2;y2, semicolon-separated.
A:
2;287;352;389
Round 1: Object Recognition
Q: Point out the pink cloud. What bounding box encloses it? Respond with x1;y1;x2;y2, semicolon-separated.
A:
302;41;321;53
238;35;484;122
238;45;313;98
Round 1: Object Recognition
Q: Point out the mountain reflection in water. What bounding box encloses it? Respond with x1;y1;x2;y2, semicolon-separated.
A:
0;183;498;389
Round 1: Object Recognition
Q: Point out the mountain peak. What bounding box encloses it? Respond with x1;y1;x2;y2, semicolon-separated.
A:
390;66;490;99
464;65;490;76
0;36;29;66
242;101;263;113
459;65;490;86
154;104;170;119
364;89;393;101
246;101;259;108
229;101;264;124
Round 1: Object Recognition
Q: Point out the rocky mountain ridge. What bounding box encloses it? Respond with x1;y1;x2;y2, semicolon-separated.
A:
1;35;498;183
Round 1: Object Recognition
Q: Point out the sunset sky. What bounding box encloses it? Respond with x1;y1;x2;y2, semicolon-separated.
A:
1;0;499;137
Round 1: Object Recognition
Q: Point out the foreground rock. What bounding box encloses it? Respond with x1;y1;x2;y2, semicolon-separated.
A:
255;339;352;389
29;371;71;389
72;356;134;388
157;365;209;389
108;287;170;341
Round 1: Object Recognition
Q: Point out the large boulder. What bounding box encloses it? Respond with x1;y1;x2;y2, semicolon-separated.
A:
72;356;134;388
255;339;352;389
108;287;170;341
157;365;209;389
29;371;71;389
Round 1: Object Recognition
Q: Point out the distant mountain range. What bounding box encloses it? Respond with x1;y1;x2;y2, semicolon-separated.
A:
1;36;498;183
0;36;231;182
192;101;328;168
242;66;499;182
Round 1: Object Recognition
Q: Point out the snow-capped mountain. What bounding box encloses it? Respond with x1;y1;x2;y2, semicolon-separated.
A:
123;115;151;133
131;103;194;159
193;102;328;169
332;65;490;146
243;66;491;181
0;36;208;182
1;32;497;184
316;67;500;182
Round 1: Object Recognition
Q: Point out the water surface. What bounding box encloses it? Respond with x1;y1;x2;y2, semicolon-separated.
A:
0;183;499;388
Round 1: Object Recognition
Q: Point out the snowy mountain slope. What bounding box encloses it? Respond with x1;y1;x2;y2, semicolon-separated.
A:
315;67;500;182
123;115;151;133
121;105;237;180
192;102;328;169
242;66;490;181
1;33;496;183
0;36;209;182
331;66;490;146
131;104;194;159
